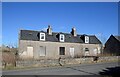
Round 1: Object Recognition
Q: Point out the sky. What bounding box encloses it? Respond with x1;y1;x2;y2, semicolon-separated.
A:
2;2;118;46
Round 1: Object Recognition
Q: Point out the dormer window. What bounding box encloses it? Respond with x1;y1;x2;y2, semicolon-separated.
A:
40;33;45;41
85;36;89;43
60;34;64;42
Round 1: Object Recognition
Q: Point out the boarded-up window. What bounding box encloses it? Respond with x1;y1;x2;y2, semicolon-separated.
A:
39;46;46;56
27;47;33;58
97;47;101;54
70;48;74;58
59;47;65;55
94;48;97;55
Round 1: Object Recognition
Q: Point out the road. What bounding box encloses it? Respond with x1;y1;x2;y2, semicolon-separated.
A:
2;62;120;75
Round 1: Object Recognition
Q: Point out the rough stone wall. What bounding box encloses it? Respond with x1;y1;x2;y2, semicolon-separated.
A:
16;59;60;67
15;56;119;68
82;44;102;56
98;56;119;62
19;40;102;59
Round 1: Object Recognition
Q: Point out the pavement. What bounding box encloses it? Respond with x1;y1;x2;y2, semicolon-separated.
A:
2;62;120;76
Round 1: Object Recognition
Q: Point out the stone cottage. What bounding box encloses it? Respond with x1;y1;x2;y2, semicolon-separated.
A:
18;26;102;59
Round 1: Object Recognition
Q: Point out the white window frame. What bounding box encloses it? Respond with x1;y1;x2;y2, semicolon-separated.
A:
59;34;64;42
40;33;45;41
85;36;89;43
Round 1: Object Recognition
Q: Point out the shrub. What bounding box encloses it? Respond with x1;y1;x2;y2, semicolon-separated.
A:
2;52;16;68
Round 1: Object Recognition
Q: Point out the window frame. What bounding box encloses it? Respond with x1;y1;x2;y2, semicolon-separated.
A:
59;34;65;42
70;48;74;58
39;46;46;56
85;36;89;43
27;46;34;58
59;47;65;55
84;48;89;51
84;48;90;56
40;33;45;41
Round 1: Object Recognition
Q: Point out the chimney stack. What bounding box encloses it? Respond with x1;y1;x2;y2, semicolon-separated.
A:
47;25;52;35
71;27;77;36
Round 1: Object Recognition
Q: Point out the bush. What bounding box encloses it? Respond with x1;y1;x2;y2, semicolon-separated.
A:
2;52;16;68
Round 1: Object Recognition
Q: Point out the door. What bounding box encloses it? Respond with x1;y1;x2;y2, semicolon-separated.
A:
39;46;46;56
70;48;74;58
27;47;33;58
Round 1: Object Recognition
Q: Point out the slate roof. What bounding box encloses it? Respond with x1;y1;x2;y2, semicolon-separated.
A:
19;30;102;44
114;36;120;42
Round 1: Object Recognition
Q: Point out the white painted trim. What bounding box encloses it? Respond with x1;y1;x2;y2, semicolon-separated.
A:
85;36;89;43
59;34;64;42
40;33;45;41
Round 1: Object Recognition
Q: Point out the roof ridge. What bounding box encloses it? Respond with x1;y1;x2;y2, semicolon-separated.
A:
20;30;96;36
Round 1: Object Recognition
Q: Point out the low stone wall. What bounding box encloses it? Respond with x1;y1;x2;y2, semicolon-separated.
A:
15;56;119;68
16;59;60;68
98;56;119;62
60;56;119;65
60;58;93;65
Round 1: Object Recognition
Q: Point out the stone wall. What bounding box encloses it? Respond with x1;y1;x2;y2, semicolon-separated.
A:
19;40;102;59
59;58;93;65
16;59;60;68
15;56;119;68
98;56;119;62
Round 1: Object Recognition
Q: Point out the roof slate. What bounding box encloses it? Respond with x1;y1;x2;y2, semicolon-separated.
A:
20;30;102;44
114;36;120;42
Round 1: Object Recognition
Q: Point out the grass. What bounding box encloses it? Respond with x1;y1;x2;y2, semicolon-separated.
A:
2;59;119;71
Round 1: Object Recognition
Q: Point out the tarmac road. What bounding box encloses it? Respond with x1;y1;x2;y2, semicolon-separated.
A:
2;62;119;76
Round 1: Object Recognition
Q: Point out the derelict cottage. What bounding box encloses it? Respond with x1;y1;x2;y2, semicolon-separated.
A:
18;26;102;59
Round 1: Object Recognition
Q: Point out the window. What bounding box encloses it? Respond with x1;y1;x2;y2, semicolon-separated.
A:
70;48;74;58
39;46;46;56
59;47;65;55
97;47;101;54
61;35;63;40
85;36;89;43
27;46;33;58
85;48;89;51
40;33;45;41
60;34;64;42
93;48;97;55
84;48;89;56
